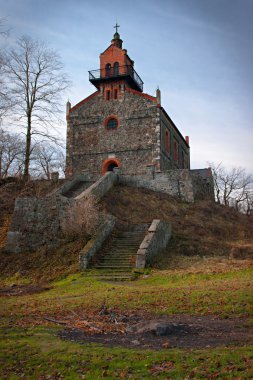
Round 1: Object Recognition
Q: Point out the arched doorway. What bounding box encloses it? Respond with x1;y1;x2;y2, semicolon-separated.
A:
102;158;121;174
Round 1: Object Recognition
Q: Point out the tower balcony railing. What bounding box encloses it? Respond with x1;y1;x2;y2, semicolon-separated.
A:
89;65;143;92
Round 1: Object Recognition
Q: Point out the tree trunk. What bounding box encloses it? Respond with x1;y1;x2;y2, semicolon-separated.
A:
0;149;2;179
23;113;32;181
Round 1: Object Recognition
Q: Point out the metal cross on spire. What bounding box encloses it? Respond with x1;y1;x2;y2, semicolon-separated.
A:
114;22;120;33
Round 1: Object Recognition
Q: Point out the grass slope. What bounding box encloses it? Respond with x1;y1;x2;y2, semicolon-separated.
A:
0;268;253;379
0;181;253;379
102;185;253;264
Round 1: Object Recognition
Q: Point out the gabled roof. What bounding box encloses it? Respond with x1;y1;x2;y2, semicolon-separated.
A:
100;43;121;56
100;44;134;65
69;91;99;114
125;87;156;102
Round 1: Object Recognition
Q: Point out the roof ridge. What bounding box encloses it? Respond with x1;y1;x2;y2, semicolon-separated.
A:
69;91;99;113
125;87;156;102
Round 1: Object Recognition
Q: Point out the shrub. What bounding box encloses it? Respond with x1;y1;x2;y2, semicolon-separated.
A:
61;195;100;239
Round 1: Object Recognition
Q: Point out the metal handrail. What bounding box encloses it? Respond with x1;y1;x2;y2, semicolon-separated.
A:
89;65;143;91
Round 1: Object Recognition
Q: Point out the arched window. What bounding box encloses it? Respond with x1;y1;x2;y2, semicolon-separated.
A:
106;90;111;100
173;140;178;163
165;130;170;154
181;151;185;168
105;63;111;77
114;62;119;76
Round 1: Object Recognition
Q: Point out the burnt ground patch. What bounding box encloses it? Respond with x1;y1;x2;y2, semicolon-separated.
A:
58;314;253;350
0;284;52;296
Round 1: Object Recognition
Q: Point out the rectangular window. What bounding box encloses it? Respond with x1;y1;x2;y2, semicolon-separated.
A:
106;90;110;100
114;89;118;99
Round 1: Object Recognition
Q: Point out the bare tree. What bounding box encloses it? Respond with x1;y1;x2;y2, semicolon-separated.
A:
209;162;253;211
245;191;253;216
30;142;65;179
0;128;25;178
0;18;9;37
4;36;70;180
0;18;10;121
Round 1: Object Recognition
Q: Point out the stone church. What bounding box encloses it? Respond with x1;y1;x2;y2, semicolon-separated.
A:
66;29;190;178
5;27;213;256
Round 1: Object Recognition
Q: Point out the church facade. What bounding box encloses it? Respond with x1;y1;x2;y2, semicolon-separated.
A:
66;30;190;178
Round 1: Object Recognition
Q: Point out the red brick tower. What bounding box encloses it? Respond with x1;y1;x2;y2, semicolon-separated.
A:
66;27;190;178
89;26;143;101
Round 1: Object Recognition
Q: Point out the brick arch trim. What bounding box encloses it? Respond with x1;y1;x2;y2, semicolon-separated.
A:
103;115;120;130
102;158;121;174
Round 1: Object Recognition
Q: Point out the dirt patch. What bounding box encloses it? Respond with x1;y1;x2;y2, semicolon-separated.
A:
0;284;52;296
58;314;253;350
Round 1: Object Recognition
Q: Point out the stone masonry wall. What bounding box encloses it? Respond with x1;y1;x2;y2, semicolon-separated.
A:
118;169;195;202
5;172;119;253
79;214;116;270
76;172;117;201
66;89;158;176
136;220;171;269
5;194;73;253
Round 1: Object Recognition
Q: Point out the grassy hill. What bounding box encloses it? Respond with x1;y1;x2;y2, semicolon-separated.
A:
0;180;252;379
102;185;253;265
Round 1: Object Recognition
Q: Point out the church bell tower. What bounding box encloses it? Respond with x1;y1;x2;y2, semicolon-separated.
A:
89;24;143;99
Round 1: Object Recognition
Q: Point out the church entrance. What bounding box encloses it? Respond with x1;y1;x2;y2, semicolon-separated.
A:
102;158;121;174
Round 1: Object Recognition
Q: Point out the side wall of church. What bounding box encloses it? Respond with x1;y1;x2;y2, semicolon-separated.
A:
66;90;158;176
159;109;190;171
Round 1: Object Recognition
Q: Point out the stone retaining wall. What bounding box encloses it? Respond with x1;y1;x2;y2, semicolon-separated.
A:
118;168;213;202
76;172;117;201
79;214;116;270
136;219;171;269
118;170;194;202
5;173;118;253
5;194;73;253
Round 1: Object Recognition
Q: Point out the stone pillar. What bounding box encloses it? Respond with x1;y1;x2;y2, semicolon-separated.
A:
66;100;71;119
154;108;161;171
156;87;161;105
51;172;59;182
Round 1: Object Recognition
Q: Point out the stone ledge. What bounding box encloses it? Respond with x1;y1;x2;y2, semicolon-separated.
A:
79;214;116;270
136;219;171;269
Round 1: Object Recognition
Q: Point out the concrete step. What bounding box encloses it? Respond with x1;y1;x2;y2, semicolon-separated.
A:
98;258;134;262
88;224;147;281
94;265;133;268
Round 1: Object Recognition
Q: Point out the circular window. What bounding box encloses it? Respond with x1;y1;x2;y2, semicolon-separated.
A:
105;116;119;130
107;118;118;129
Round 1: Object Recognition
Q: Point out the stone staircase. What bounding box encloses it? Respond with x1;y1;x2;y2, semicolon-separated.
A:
62;179;94;198
88;224;148;281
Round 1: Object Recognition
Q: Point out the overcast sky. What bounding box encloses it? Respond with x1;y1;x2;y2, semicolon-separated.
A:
1;0;252;172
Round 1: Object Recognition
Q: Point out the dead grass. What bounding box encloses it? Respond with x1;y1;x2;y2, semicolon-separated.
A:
102;185;253;264
0;215;11;248
0;239;85;283
0;181;252;282
0;179;65;223
61;195;100;238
